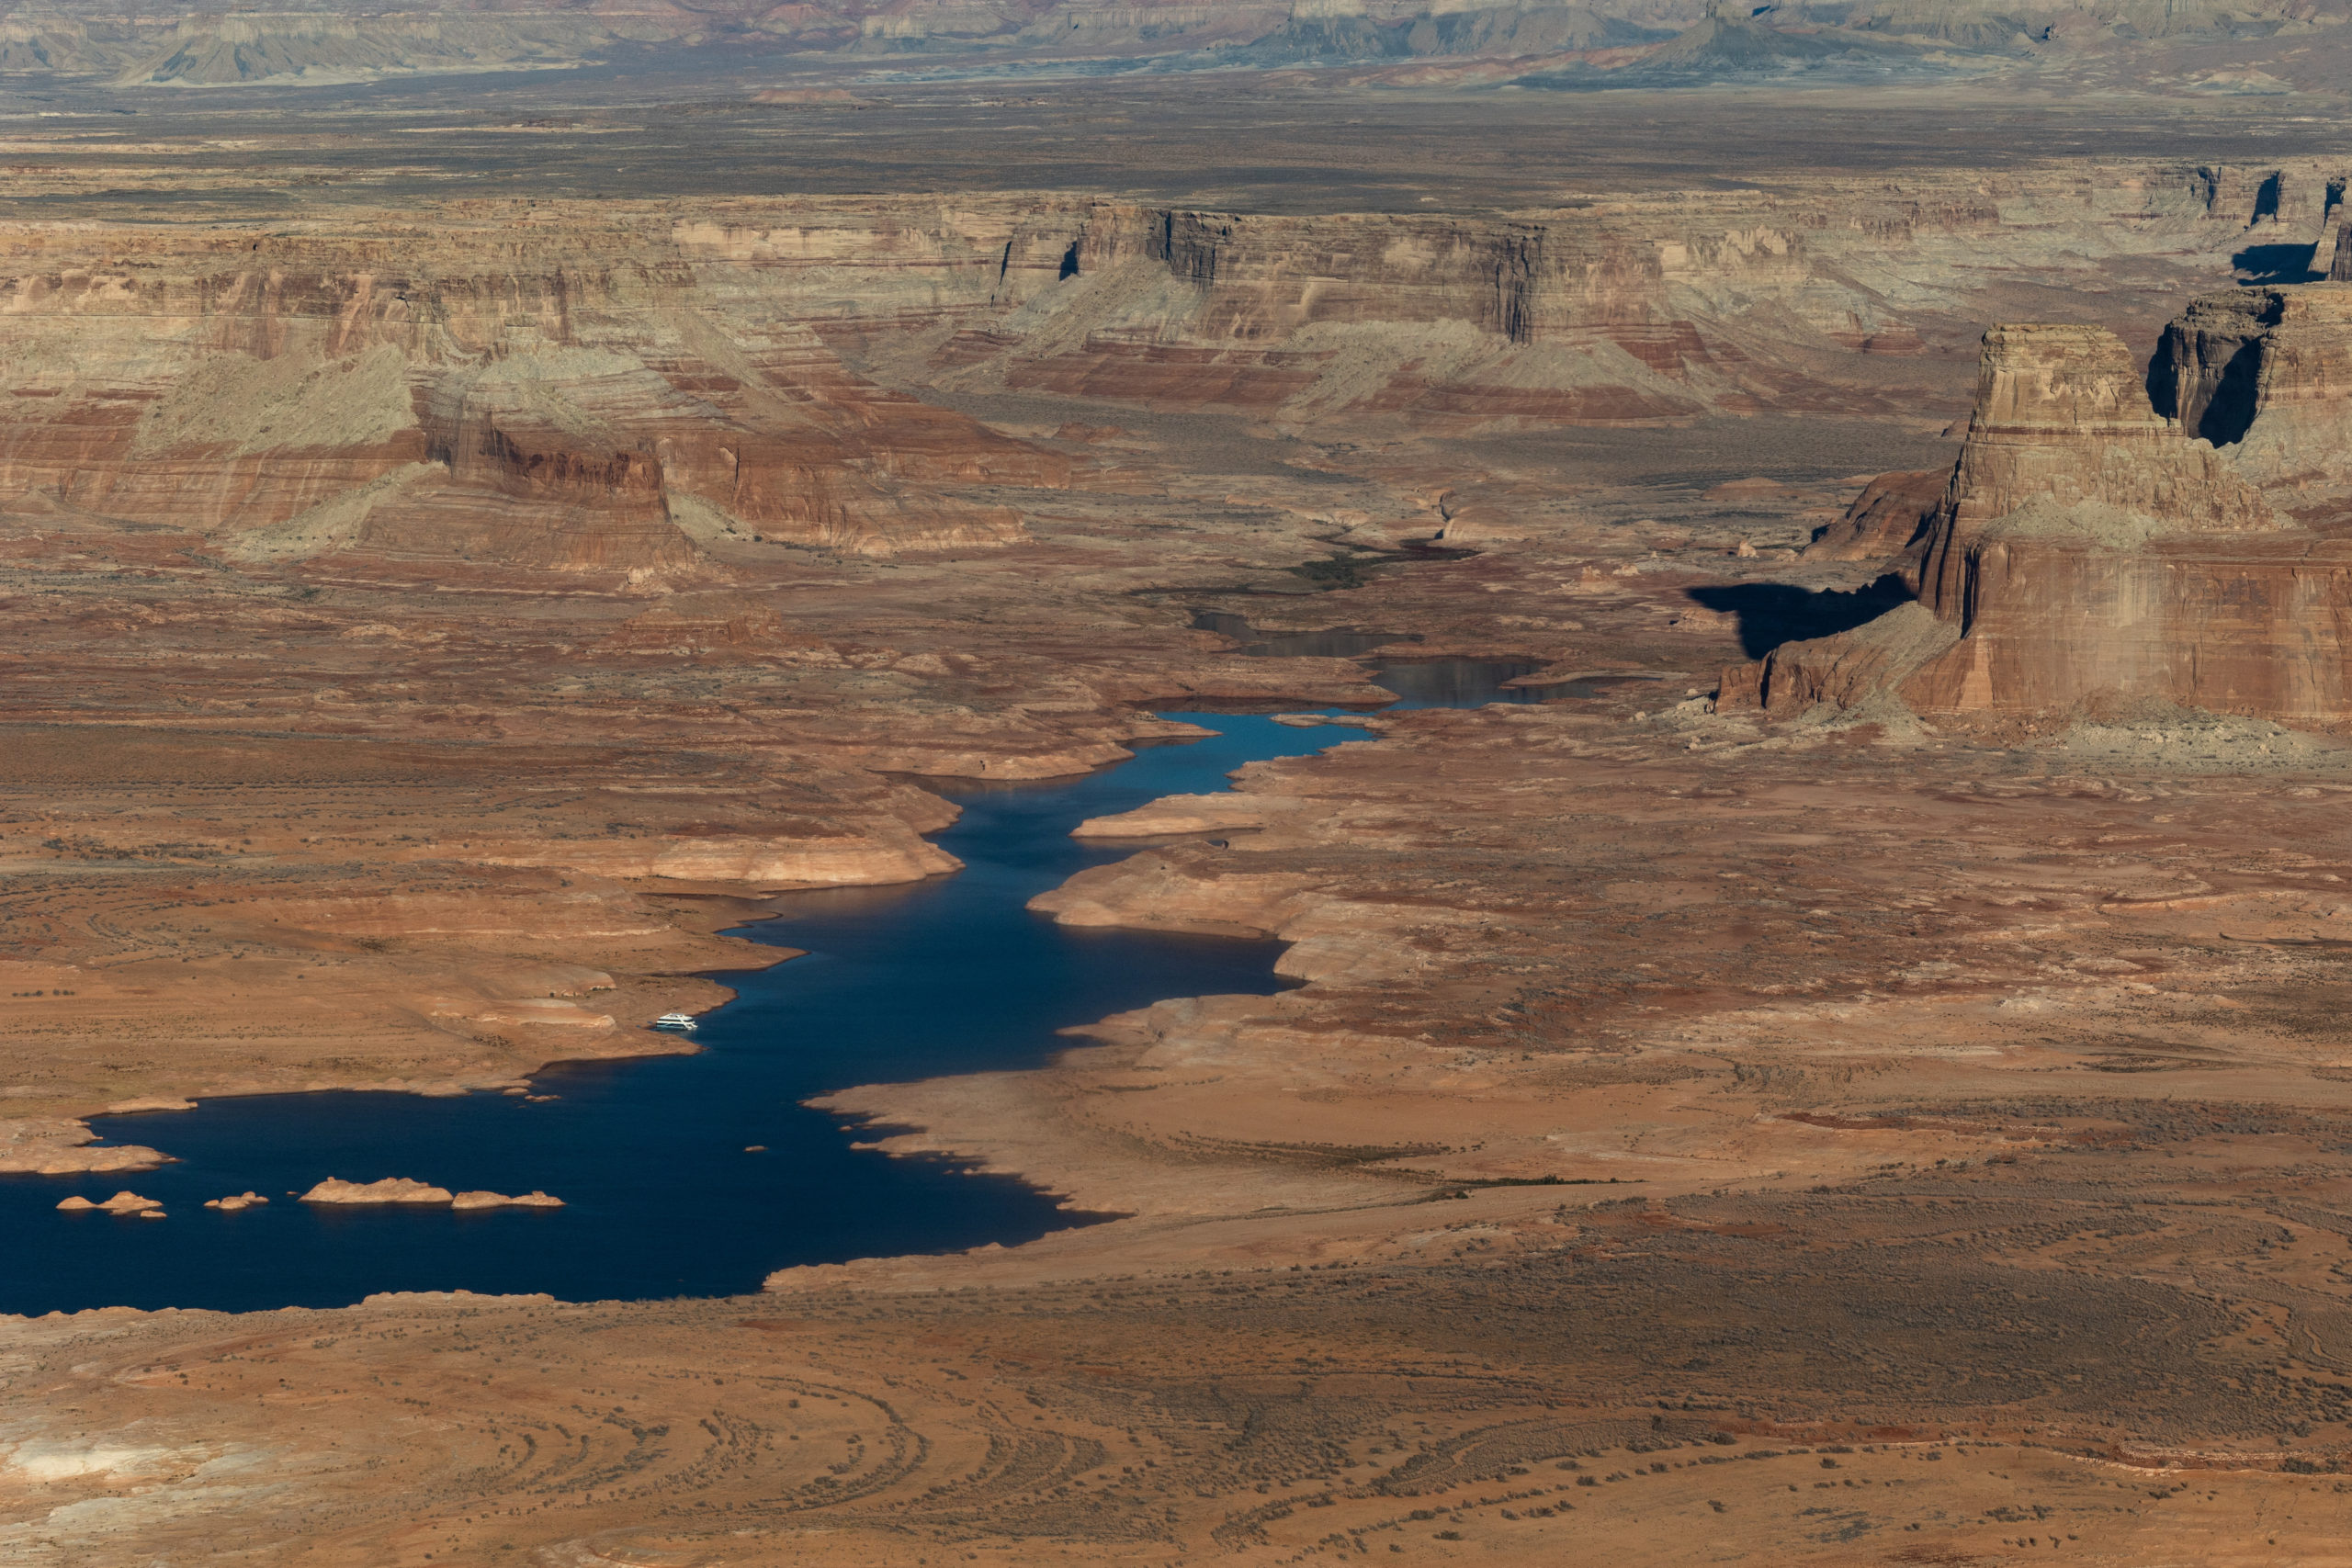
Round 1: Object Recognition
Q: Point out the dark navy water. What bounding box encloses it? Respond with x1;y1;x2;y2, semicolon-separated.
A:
1373;657;1549;706
0;655;1554;1314
1193;608;1412;660
1191;608;1553;705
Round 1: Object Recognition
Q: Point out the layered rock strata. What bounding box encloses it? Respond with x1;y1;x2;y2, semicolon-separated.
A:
0;230;1060;565
0;156;2320;502
450;1190;563;1209
1802;466;1947;560
1735;295;2352;721
698;164;2309;430
2155;283;2352;497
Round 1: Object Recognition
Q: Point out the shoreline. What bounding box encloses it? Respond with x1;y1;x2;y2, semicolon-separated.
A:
0;704;1387;1314
4;890;808;1177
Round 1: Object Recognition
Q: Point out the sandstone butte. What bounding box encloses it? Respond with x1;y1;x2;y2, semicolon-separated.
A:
1725;282;2352;721
8;98;2352;1562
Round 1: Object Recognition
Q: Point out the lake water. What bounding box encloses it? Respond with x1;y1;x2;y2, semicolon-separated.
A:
0;649;1558;1314
1190;609;1554;705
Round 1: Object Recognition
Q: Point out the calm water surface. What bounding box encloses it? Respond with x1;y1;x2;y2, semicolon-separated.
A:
0;655;1558;1313
1191;608;1555;704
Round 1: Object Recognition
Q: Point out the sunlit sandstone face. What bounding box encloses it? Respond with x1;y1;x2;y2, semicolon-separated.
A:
0;224;1068;568
1734;290;2352;722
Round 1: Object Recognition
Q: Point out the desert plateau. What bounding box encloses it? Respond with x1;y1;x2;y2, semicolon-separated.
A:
7;1;2352;1561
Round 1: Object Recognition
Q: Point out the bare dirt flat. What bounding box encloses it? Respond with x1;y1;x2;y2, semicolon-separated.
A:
3;72;2352;1564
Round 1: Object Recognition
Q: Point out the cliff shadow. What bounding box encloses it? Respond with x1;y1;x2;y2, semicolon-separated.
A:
2144;333;2183;421
2146;323;2262;445
2233;241;2321;286
1687;574;1914;659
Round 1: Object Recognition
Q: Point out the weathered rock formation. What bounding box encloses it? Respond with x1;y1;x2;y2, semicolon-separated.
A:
203;1191;269;1212
2155;284;2352;498
450;1190;564;1210
1803;467;1948;560
1714;600;1957;716
300;1177;457;1205
0;1118;169;1175
0;225;1060;571
1735;295;2352;722
0;159;2324;552
1928;321;2273;536
57;1190;161;1214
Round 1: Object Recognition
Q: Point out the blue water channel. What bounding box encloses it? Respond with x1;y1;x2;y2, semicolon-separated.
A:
0;653;1544;1314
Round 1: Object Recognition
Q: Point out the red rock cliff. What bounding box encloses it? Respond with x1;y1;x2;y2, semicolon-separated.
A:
1734;301;2352;723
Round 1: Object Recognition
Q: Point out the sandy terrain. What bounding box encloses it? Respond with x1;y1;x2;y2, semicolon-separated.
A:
4;80;2352;1562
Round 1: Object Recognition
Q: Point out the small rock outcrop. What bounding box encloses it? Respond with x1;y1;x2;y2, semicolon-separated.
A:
103;1097;196;1114
296;1178;560;1209
204;1191;268;1212
450;1190;564;1210
58;1190;162;1215
1715;602;1958;719
300;1177;455;1205
1804;468;1946;561
0;1118;171;1175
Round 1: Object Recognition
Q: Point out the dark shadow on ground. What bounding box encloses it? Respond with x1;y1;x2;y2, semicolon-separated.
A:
2234;241;2319;285
1686;574;1915;659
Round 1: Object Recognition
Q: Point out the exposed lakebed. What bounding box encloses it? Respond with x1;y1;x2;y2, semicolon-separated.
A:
0;651;1557;1314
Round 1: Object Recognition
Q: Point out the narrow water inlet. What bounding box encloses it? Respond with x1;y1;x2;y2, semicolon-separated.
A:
1191;608;1560;705
0;712;1419;1314
3;621;1583;1314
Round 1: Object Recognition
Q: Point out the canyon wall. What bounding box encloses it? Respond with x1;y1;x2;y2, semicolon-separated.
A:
0;158;2312;575
6;176;2345;730
1735;283;2352;722
0;219;1063;570
2155;283;2352;501
919;166;2305;426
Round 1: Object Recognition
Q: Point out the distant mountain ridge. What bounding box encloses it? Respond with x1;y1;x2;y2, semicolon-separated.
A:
0;0;2346;89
